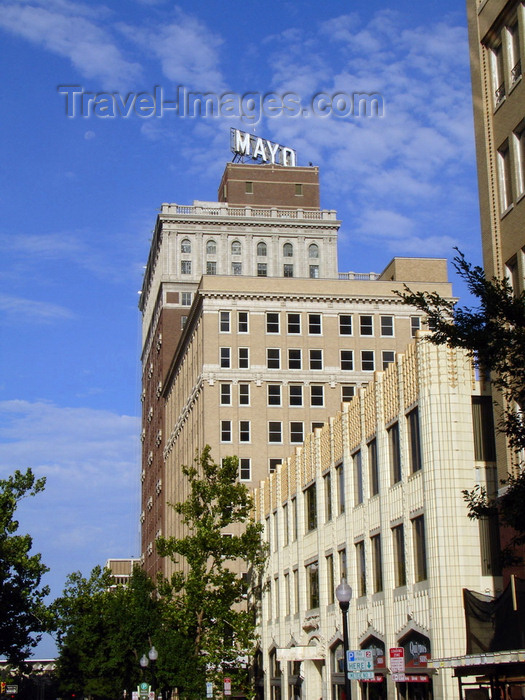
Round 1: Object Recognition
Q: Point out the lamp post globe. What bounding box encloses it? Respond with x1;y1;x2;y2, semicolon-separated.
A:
335;579;353;700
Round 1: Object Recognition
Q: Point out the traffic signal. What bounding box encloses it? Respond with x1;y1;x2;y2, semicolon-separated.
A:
0;682;6;694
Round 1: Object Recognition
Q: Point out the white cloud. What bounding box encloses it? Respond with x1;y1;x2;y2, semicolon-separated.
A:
0;294;74;323
0;400;140;598
0;0;141;88
119;7;225;92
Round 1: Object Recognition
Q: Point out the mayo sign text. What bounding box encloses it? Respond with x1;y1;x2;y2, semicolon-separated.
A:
231;128;297;166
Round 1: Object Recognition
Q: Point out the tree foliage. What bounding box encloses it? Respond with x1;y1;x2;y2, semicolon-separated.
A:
156;446;268;699
0;468;50;663
397;250;525;561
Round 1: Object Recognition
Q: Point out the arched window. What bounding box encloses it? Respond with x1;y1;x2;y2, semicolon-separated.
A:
257;241;267;257
231;240;242;255
309;243;319;258
283;242;293;257
181;238;191;254
206;239;216;255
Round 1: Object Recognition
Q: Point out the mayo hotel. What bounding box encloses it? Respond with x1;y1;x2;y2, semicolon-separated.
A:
138;157;453;578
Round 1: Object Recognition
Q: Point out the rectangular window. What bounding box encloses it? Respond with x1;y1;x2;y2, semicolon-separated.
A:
181;260;191;274
311;422;324;431
268;384;282;406
238;347;249;368
269;459;281;473
407;407;422;473
309;349;323;370
336;462;345;514
283;503;289;546
413;515;428;582
220;311;231;333
342;385;355;402
371;534;383;593
361;350;375;371
289;384;303;406
206;261;216;275
356;541;366;597
295;183;303;195
257;263;267;277
514;123;525;197
324;472;332;522
392;524;406;587
369;439;379;496
181;292;192;306
220;383;231;405
339;315;353;335
293;568;299;612
238;311;249;333
284;572;290;616
341;350;354;370
411;316;421;337
287;313;301;334
239;458;251;481
388;422;402;484
239;420;250;443
232;262;242;275
498;140;513;211
273;512;279;552
288;348;302;369
181;316;187;329
267;348;280;369
509;20;521;84
354;451;363;505
382;351;395;370
339;548;347;581
274;576;279;618
310;385;324;407
326;554;335;604
268;421;282;443
245;181;253;194
292;498;298;542
309;265;319;278
239;383;250;405
491;42;506;105
380;315;394;336
360;315;373;336
266;312;280;334
283;263;294;277
308;313;322;334
220;347;231;368
221;420;232;442
472;396;496;460
290;421;304;444
305;484;317;531
306;562;320;609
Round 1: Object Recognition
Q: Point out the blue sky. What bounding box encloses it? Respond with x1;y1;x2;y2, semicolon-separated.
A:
0;0;481;656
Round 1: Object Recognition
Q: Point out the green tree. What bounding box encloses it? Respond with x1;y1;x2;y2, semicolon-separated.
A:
53;565;163;700
156;446;268;700
0;468;50;662
398;250;525;561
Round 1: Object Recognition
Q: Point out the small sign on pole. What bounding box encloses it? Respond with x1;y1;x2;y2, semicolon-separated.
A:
206;681;213;698
389;647;405;675
224;677;231;696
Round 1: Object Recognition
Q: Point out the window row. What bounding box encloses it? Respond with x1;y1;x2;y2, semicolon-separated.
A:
497;120;525;212
181;238;320;259
182;260;319;277
220;420;308;444
265;517;427;617
219;382;356;406
489;12;522;108
218;310;422;337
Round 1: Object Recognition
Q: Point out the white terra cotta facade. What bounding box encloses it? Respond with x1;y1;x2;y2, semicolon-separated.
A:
254;336;500;700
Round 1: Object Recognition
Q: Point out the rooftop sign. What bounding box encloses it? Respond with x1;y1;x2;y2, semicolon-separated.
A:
230;128;297;167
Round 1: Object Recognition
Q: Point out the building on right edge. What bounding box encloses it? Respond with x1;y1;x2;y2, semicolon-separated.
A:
466;0;525;481
253;337;499;700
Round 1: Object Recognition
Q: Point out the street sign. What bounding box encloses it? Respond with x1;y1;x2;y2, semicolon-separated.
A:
224;677;231;696
206;681;213;698
389;647;405;674
5;687;17;695
348;672;375;680
347;650;374;672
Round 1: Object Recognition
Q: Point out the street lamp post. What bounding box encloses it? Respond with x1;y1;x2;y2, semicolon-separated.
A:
139;646;159;699
335;579;353;700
